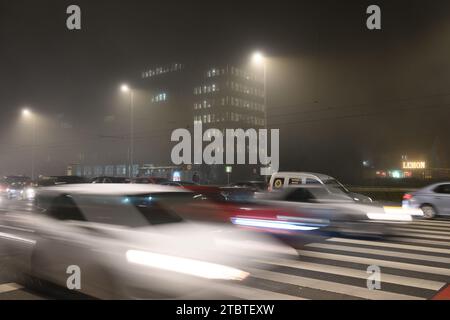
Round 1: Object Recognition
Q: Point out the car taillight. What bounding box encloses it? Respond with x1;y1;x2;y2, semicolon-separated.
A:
403;193;413;200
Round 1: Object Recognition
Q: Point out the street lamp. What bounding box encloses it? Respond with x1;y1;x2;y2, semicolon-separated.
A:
121;84;130;93
251;51;267;127
252;52;264;65
22;108;31;117
120;83;135;178
252;51;269;180
21;108;36;180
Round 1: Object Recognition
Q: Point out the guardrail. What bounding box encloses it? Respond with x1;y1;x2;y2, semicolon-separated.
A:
348;186;417;203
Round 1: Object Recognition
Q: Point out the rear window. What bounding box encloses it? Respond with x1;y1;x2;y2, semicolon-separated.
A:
288;178;302;185
434;184;450;194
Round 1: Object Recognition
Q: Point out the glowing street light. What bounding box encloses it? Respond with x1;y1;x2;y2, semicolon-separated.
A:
251;51;267;126
252;51;265;65
22;108;31;117
251;51;269;180
21;107;37;180
121;84;130;93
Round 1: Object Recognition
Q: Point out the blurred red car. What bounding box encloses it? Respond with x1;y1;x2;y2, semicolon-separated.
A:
173;186;329;247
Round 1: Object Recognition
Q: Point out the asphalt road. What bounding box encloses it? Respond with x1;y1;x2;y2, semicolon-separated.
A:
1;197;450;300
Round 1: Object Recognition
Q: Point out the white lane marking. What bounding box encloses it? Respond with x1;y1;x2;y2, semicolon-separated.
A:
248;268;424;300
215;283;306;300
0;283;23;294
0;225;35;233
306;243;450;264
297;250;450;276
254;257;445;291
0;232;36;244
0;224;35;233
326;237;450;255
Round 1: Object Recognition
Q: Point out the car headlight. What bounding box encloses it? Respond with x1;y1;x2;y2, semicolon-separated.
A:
126;250;249;281
25;188;35;198
366;207;413;221
231;217;321;231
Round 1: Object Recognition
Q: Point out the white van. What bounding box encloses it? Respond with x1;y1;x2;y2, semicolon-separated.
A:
268;172;372;203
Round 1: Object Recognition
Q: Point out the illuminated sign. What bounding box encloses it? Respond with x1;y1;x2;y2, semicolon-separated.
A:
402;161;426;170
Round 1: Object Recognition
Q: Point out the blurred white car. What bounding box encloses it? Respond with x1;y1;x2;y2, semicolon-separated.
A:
0;184;292;299
268;172;373;203
256;185;415;237
5;182;35;200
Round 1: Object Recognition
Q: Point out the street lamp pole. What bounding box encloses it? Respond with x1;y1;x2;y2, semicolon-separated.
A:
263;60;267;129
252;51;269;180
129;89;134;178
121;84;135;178
22;108;36;180
251;51;267;127
31;116;36;181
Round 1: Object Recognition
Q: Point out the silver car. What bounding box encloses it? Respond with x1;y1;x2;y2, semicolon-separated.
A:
256;185;413;237
0;184;292;299
402;182;450;219
268;172;373;203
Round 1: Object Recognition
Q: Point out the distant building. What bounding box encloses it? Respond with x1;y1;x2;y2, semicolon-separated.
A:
70;61;267;184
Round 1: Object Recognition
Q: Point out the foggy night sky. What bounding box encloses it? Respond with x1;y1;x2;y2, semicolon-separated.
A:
1;0;450;182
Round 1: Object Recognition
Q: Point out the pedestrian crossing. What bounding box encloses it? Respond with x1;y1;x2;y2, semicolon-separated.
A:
234;218;450;300
1;218;450;300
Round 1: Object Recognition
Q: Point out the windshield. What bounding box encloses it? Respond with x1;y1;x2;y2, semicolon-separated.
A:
69;192;188;227
323;178;349;193
308;187;353;201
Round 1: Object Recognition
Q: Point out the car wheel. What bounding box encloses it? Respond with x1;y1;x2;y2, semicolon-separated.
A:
421;204;436;219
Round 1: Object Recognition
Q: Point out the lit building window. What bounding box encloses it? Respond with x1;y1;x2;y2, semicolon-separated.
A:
152;92;168;103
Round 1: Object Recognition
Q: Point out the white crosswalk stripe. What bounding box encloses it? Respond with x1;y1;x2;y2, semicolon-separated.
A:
389;237;450;247
389;231;450;240
390;226;450;236
398;224;450;231
248;268;425;300
326;237;450;255
214;283;306;300
224;219;450;300
0;283;23;294
296;249;450;276
411;219;450;227
305;243;450;264
254;257;446;290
